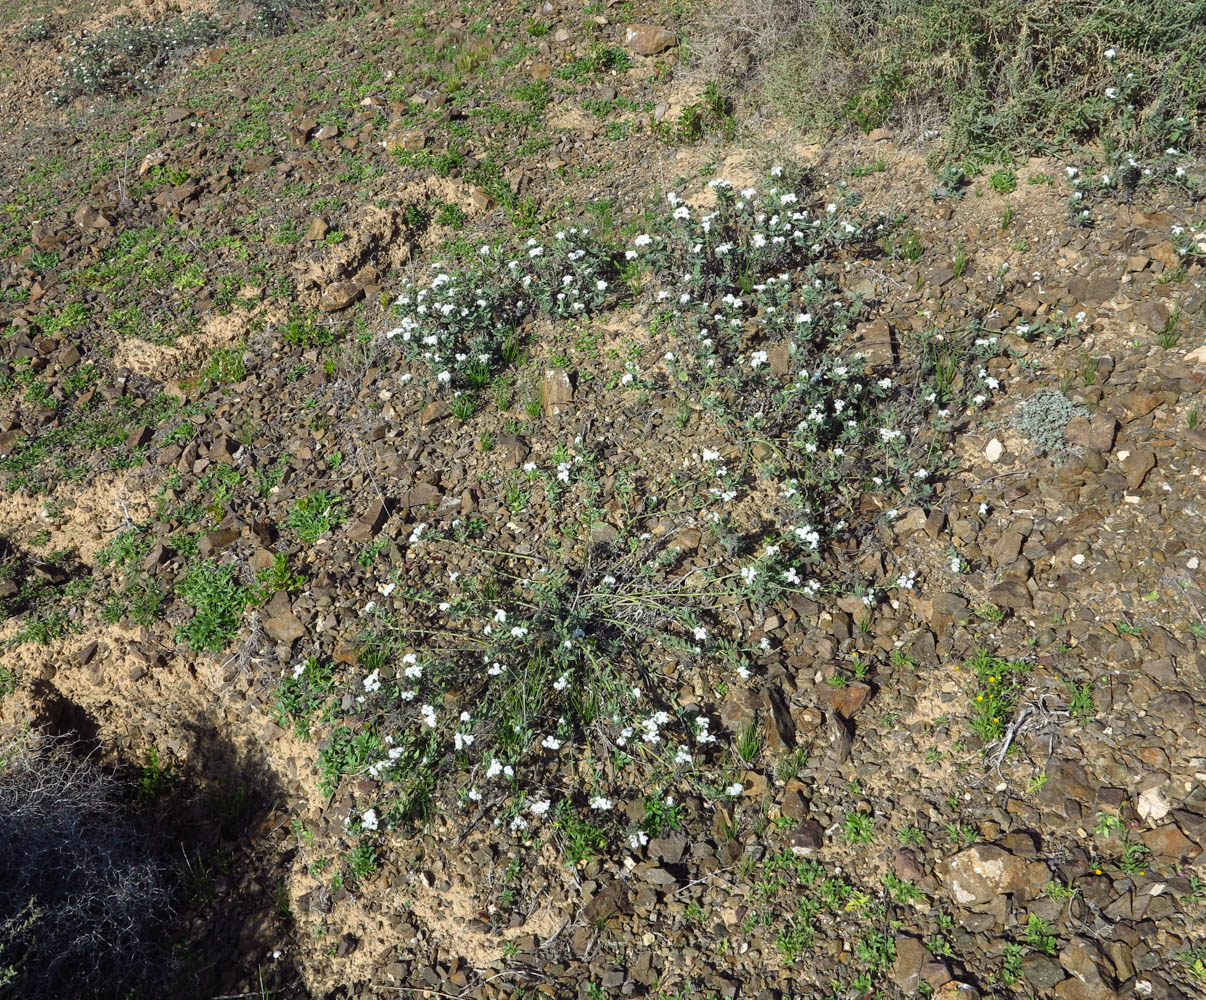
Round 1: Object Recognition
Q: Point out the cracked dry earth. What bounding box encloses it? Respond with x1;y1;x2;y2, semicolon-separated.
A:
2;2;1206;1000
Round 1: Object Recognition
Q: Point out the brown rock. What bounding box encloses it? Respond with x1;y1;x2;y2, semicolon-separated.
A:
306;217;330;242
758;687;795;749
894;849;925;881
347;499;389;542
780;786;809;823
1141;823;1198;861
542;369;573;416
493;434;530;468
891;936;929;992
1122;448;1156;490
469;187;495;212
73;204;113;230
198;527;240;557
320;280;362;312
987;580;1032;610
1121;391;1163;419
243;153;275;172
420;401;449;425
817;680;872;719
127;425;153;448
263;591;306;644
623;23;676;55
583;879;631;924
530;61;552;80
1065;415;1117;451
402;482;442;509
142;541;170;572
788;819;824;853
384;123;426;154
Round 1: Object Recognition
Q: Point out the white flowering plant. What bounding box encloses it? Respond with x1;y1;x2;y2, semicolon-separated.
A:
386;227;621;391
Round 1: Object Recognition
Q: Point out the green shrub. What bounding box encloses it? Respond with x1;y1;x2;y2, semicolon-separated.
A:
709;0;1206;159
175;561;252;652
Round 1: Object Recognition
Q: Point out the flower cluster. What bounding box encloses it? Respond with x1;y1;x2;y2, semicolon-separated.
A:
386;229;618;390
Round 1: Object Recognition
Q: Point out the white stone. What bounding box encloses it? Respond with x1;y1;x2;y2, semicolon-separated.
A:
1137;784;1171;823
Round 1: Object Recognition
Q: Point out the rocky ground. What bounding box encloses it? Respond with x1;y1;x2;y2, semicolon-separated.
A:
1;1;1205;999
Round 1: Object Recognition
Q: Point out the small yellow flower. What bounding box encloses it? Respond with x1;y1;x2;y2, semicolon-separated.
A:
976;695;984;702
993;717;999;723
1094;868;1102;875
1139;871;1146;877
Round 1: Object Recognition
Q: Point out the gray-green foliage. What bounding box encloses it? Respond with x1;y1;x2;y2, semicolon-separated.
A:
56;14;220;103
1011;389;1087;455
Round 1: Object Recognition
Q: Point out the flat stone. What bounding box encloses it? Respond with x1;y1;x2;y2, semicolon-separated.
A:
420;401;450;424
401;482;442;509
348;499;389;542
788;819;824;853
320;280;362;312
624;23;676;55
263;591;306;643
890;936;928;992
1141;824;1198;861
542;369;573;416
1121;448;1156;490
936;844;1026;906
1066;415;1117;451
816;680;872;719
198;527;240;557
648;832;687;865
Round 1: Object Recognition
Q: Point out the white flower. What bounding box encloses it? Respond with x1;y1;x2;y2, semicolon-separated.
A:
1105;47;1116;58
361;808;379;831
419;704;437;728
486;759;504;778
628;831;649;849
589;796;613;811
750;350;768;369
363;670;381;693
553;673;569;692
725;782;745;797
1105;87;1118;100
529;798;551;816
693;625;708;640
633;233;652;247
542;735;563;751
740;566;757;585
